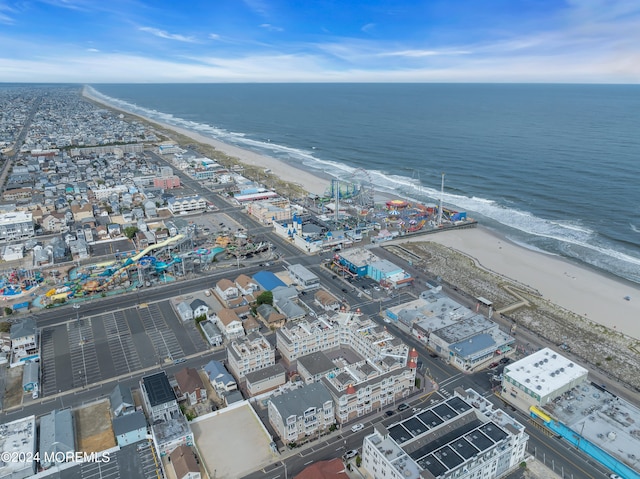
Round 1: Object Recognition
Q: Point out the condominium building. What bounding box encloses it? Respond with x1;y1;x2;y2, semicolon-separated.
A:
268;382;335;443
276;316;339;364
227;332;275;380
168;195;207;214
277;311;410;367
322;352;416;424
0;211;34;241
361;389;529;479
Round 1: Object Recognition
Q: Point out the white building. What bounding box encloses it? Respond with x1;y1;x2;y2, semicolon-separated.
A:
268;382;335;443
361;389;528;479
0;415;36;479
140;372;180;422
227;332;275;380
288;264;320;290
0;212;34;241
168;195;207;214
501;347;588;411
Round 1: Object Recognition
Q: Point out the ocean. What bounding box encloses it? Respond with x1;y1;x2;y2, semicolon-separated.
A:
87;83;640;285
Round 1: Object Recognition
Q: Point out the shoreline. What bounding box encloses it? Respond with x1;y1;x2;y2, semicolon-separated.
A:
81;87;640;340
82;87;332;197
397;227;640;339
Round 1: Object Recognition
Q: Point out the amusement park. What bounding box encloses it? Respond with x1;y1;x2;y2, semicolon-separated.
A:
312;168;470;238
1;225;272;313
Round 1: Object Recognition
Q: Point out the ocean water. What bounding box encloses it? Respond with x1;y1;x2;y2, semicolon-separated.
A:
87;84;640;284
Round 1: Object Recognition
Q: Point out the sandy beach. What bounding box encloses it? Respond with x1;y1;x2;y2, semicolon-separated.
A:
82;88;640;340
401;227;640;339
83;89;330;197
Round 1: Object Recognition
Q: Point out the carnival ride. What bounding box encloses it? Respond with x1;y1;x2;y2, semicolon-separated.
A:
324;168;374;208
0;269;44;302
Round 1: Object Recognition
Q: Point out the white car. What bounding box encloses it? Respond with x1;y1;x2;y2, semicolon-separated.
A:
343;449;359;460
351;423;364;433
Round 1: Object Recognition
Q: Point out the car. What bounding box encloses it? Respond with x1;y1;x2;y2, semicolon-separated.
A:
609;474;621;479
351;423;364;432
499;357;510;364
385;410;395;417
342;288;349;293
488;362;500;369
343;449;359;460
397;403;410;412
332;275;338;279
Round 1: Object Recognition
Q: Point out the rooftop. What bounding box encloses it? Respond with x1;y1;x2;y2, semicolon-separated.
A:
142;371;176;407
504;348;588;398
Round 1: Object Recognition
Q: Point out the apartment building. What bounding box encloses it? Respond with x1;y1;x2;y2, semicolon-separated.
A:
361;389;528;479
227;332;275;380
268;382;335;443
168;195;206;214
276;316;339;364
0;212;34;241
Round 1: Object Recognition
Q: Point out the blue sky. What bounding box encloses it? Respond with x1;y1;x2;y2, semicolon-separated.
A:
1;0;639;83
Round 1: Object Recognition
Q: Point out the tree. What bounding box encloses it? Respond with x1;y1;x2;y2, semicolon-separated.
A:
256;290;273;306
123;226;139;239
3;307;12;317
0;321;11;332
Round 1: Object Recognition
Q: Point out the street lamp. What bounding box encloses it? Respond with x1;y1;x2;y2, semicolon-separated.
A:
73;303;80;327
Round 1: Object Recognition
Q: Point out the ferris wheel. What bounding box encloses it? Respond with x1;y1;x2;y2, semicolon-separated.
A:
346;167;374;208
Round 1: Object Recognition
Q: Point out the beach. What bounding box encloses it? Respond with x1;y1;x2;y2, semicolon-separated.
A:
400;227;640;340
83;88;330;197
82;88;640;340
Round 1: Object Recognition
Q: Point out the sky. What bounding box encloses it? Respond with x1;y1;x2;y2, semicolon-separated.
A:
1;0;639;83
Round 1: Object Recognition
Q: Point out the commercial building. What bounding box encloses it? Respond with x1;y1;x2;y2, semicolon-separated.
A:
288;264;320;290
501;348;588;411
361;389;528;479
0;416;36;479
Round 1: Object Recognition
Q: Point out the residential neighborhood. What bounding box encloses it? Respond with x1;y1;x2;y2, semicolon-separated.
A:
0;85;636;479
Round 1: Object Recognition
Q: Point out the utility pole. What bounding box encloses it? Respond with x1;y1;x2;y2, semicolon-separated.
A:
438;173;445;226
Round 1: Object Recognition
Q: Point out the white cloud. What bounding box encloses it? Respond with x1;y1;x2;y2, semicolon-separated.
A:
0;3;16;24
380;49;471;58
260;23;283;32
139;26;196;43
361;23;376;33
208;33;220;40
86;48;99;52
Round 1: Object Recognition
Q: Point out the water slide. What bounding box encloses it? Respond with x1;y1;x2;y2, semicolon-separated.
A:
124;234;185;266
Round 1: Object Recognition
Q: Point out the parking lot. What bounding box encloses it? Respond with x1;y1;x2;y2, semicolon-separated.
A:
40;300;208;396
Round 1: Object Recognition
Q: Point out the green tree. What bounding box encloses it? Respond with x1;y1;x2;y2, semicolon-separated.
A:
256;290;273;306
3;307;13;317
123;226;139;239
0;321;11;332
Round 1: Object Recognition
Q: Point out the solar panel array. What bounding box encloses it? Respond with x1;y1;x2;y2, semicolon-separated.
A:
386;396;508;477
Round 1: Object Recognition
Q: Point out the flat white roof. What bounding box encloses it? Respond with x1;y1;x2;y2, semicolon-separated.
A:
0;415;36;477
0;211;32;225
504;348;588;398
